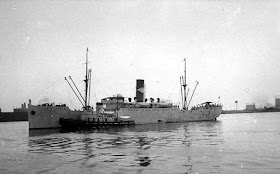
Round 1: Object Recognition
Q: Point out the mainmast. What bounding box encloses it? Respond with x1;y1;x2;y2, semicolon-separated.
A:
84;48;89;109
183;58;187;110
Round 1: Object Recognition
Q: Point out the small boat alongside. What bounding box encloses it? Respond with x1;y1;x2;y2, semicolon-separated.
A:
59;117;135;130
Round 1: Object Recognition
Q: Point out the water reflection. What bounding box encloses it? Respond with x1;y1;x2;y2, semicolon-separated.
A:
29;129;61;137
28;121;224;172
137;156;151;166
62;122;185;134
135;136;152;167
4;114;280;173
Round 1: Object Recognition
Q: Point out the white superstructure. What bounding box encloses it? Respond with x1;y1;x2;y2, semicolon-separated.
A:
101;96;222;124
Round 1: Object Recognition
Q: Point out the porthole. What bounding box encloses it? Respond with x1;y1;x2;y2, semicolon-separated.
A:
31;110;36;115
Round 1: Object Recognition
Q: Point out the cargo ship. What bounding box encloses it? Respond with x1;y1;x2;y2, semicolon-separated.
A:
0;103;28;122
28;49;222;129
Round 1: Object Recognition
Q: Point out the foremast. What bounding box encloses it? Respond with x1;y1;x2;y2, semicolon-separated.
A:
65;48;92;110
84;48;89;109
83;48;93;110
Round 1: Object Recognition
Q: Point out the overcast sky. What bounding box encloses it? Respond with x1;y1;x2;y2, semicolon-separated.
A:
1;0;280;112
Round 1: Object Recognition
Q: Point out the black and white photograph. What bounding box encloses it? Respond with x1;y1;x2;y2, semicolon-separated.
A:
0;0;280;173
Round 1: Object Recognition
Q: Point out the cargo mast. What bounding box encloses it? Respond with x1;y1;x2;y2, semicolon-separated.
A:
183;58;187;110
84;48;89;109
65;48;92;110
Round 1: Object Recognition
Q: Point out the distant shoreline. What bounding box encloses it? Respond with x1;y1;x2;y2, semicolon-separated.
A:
222;108;280;114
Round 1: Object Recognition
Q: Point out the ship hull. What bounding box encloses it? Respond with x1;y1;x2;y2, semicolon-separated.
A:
28;104;222;129
28;104;82;129
117;106;222;124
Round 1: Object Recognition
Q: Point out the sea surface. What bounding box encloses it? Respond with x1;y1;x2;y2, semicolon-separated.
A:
1;113;280;174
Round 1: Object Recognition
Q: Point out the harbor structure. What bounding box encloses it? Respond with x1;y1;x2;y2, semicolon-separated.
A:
275;96;280;108
245;103;256;110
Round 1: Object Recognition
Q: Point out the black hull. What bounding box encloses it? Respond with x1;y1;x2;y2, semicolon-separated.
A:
59;118;135;130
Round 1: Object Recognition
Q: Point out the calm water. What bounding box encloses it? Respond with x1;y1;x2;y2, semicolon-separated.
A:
1;113;280;174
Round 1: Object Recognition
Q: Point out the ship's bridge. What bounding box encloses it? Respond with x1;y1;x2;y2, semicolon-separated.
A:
101;96;125;109
101;96;125;103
